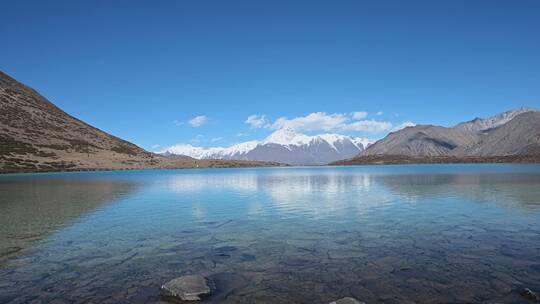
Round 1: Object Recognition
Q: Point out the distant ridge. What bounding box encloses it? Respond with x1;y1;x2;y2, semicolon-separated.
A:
161;127;373;165
335;107;540;164
0;71;279;173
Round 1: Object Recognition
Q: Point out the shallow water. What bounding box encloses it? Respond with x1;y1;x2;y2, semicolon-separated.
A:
1;165;540;303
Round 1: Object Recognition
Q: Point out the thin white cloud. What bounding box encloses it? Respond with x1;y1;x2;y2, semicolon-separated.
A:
267;112;393;134
151;144;161;149
352;111;368;120
391;121;416;132
376;111;383;116
245;114;268;129
189;115;208;128
191;134;204;143
270;112;349;132
211;137;223;142
173;120;184;126
340;119;393;133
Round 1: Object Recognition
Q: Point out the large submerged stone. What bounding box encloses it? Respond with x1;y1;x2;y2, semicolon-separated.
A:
521;288;540;302
329;297;366;304
161;275;211;301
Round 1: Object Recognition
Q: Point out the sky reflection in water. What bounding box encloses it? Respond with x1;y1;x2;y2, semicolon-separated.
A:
1;165;540;303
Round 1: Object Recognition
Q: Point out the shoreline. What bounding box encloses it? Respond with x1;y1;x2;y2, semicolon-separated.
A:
0;161;286;175
2;156;540;175
331;155;540;166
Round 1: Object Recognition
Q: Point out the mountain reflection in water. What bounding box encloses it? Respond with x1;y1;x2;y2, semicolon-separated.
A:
0;175;139;263
0;166;539;303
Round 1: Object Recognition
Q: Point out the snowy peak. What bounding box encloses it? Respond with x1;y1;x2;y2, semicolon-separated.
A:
160;128;373;165
161;141;258;159
263;128;371;151
263;127;311;146
352;137;375;149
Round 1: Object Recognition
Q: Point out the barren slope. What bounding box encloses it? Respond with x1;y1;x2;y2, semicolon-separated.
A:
339;108;540;165
361;125;478;157
452;111;540;156
0;71;279;173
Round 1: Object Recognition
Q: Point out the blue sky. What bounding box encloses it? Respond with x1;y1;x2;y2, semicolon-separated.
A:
1;0;539;150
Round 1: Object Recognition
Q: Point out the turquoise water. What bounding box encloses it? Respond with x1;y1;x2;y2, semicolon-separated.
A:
1;165;540;303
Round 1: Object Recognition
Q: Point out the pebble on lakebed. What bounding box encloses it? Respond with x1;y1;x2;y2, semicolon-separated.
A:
161;274;211;301
329;297;366;304
521;288;540;302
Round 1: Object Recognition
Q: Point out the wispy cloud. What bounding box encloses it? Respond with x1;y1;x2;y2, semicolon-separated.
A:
352;111;368;120
265;111;395;134
211;137;223;142
376;111;383;116
151;144;161;149
270;112;349;132
340;119;393;133
188;115;208;128
391;121;416;132
191;134;204;143
245;114;268;129
173;120;184;126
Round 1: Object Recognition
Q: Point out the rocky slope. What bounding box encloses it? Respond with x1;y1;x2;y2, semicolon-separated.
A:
452;111;540;156
161;127;372;165
0;71;279;173
360;125;477;157
339;108;540;164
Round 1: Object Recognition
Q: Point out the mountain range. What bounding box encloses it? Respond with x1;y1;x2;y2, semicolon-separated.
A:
1;70;539;173
161;127;373;165
0;71;278;173
163;108;540;165
335;107;540;164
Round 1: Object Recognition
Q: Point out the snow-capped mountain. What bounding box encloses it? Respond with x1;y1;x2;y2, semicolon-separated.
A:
161;128;373;165
161;141;259;160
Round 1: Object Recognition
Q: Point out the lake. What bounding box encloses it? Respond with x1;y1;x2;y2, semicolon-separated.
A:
1;165;540;303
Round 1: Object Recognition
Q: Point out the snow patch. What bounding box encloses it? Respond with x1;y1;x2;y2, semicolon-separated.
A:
160;128;374;160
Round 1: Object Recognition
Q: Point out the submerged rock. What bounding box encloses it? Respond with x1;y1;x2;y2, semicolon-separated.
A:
207;272;248;301
520;288;540;302
161;275;211;301
240;253;256;261
329;297;366;304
